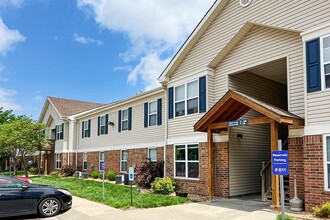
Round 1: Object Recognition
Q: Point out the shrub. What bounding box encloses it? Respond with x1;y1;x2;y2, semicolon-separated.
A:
50;171;61;177
62;165;76;177
136;160;164;188
28;167;38;175
107;171;116;181
313;202;330;218
151;177;176;194
276;214;293;220
91;171;101;179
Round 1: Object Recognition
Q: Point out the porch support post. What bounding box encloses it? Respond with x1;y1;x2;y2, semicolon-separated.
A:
270;121;280;208
44;151;48;175
207;128;214;198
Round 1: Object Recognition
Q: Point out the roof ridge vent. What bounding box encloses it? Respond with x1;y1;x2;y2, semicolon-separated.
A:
239;0;252;7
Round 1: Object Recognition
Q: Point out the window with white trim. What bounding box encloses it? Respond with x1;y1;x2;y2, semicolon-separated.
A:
83;153;87;170
174;80;198;117
56;153;61;169
121;150;128;172
100;116;106;135
174;144;199;179
40;153;43;168
83;120;90;138
56;123;63;140
149;101;157;126
148;148;157;162
99;152;104;171
121;109;128;131
325;136;330;190
321;35;330;89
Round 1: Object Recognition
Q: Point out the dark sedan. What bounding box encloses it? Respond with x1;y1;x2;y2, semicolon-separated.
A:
0;175;72;218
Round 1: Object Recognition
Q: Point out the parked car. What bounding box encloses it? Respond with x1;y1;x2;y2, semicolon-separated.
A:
14;176;33;183
0;175;72;218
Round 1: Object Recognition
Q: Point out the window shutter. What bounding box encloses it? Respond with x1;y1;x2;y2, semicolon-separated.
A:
82;121;85;139
55;125;57;141
306;38;321;93
60;123;64;140
97;116;100;136
88;119;91;137
128;107;132;130
105;114;109;134
118;110;121;132
157;98;162;125
144;102;148;128
199;76;206;113
168;87;174;119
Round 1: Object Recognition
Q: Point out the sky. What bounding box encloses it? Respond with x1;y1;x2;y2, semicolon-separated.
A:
0;0;215;119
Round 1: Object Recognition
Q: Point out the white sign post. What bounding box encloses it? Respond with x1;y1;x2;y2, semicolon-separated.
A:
129;166;134;206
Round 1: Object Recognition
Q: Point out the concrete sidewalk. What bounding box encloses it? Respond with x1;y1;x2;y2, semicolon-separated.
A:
33;196;277;220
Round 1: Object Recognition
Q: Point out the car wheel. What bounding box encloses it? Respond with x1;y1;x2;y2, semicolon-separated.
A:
38;197;61;217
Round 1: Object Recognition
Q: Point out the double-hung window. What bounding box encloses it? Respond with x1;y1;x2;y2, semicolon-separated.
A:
321;35;330;89
99;152;104;171
121;109;129;131
40;153;44;168
121;150;128;172
56;123;64;140
100;116;106;135
149;101;157;126
83;153;87;170
148;148;157;162
56;153;61;169
174;80;198;117
324;136;330;190
175;144;199;179
82;120;90;138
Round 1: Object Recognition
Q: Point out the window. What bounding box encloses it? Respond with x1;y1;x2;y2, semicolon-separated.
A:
121;109;128;131
174;80;198;117
83;153;87;170
322;35;330;89
99;152;104;171
56;123;64;140
174;144;199;179
121;150;128;172
0;177;22;188
40;153;43;168
82;120;90;138
325;136;330;190
56;153;61;169
149;101;157;126
100;116;106;135
148;148;157;162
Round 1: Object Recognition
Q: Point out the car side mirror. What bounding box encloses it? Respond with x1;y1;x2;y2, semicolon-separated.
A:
21;185;29;191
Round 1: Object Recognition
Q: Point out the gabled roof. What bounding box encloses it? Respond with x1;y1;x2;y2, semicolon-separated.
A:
194;90;304;132
48;97;104;117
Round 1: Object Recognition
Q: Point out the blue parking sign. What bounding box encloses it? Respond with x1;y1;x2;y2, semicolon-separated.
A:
100;162;105;172
272;150;289;176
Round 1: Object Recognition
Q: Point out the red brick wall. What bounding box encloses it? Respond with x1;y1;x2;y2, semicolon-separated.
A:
166;143;209;199
213;142;230;198
128;148;148;170
87;151;99;173
303;135;330;211
105;150;120;174
77;152;83;171
288;137;305;200
156;146;164;162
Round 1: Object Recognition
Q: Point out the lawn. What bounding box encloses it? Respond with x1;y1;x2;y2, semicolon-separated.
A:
31;176;189;209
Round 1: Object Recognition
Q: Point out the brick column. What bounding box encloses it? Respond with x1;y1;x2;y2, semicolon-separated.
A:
213;142;229;198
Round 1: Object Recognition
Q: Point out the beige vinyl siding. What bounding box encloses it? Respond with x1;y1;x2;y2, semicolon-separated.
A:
168;114;205;139
78;93;165;151
228;72;287;196
307;90;330;125
169;0;330;123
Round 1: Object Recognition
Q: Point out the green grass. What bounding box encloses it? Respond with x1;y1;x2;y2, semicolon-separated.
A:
31;176;189;209
0;170;25;176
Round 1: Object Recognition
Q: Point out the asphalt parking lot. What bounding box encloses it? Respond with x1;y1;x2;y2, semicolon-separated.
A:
21;196;277;220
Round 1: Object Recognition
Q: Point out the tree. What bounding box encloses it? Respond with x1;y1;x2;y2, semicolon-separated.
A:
0;107;15;124
0;116;47;176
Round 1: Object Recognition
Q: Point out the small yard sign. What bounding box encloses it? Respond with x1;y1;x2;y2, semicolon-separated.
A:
100;162;105;172
228;119;248;127
272;150;289;176
129;167;134;181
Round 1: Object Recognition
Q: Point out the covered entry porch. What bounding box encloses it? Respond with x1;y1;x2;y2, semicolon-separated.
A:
194;90;304;207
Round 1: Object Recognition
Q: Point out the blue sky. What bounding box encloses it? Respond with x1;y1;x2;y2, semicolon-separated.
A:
0;0;214;119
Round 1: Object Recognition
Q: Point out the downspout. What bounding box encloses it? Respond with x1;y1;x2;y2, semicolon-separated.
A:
76;119;79;168
163;84;168;177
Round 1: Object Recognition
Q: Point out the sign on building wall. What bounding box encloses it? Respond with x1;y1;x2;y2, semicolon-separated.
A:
228;119;248;127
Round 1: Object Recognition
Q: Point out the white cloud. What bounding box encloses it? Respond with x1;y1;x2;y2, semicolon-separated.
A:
77;0;214;90
73;33;103;46
34;95;43;101
0;0;24;8
0;18;25;56
0;87;22;111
